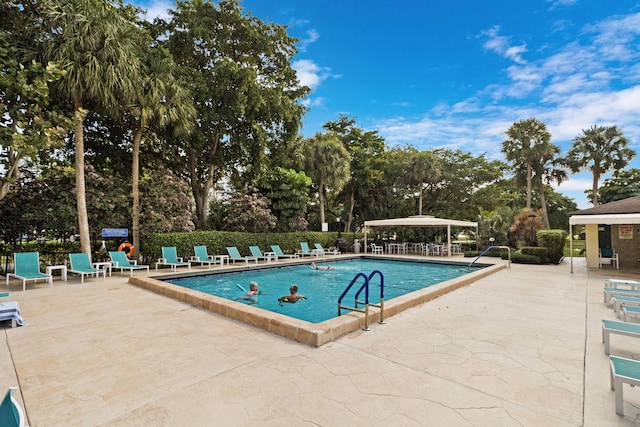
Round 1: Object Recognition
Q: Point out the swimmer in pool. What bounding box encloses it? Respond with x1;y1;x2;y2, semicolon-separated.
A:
236;281;260;304
311;262;330;270
278;284;306;305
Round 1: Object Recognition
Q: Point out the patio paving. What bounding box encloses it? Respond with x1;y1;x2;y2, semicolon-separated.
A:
2;256;640;426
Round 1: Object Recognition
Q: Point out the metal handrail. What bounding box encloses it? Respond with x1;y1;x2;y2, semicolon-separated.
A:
355;270;385;324
468;245;511;268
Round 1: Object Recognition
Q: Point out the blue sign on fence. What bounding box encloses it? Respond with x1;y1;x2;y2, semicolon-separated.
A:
101;228;129;238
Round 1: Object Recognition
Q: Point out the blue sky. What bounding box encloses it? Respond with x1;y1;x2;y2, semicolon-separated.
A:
135;0;640;209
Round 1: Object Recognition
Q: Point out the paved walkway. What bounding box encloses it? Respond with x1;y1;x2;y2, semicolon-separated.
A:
2;257;640;426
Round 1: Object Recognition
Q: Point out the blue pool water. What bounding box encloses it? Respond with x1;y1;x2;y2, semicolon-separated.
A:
166;259;481;323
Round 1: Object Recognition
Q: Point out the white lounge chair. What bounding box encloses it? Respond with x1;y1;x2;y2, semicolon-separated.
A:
226;247;258;264
156;246;191;272
108;251;150;276
270;245;298;259
69;252;105;284
610;356;640;415
314;243;339;255
191;246;219;269
602;319;640;355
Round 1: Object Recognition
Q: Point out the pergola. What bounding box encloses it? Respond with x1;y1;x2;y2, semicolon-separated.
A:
363;215;478;257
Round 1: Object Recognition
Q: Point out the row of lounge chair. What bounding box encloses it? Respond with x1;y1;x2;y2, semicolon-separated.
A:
5;242;341;290
600;277;640;416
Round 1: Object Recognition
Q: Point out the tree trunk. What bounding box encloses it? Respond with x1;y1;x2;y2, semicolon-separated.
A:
74;101;91;258
346;187;355;232
526;162;532;209
0;148;20;201
318;180;325;227
539;184;550;229
189;149;215;230
418;183;423;215
592;171;600;205
131;122;143;260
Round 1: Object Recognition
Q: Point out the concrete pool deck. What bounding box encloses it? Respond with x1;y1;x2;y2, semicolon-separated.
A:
2;255;640;425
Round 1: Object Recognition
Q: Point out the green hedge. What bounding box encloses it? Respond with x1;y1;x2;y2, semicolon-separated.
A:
141;231;359;262
537;229;568;264
519;246;548;263
511;251;542;264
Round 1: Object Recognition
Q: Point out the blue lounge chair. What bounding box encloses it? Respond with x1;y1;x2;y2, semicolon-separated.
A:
156;246;191;272
602;319;640;355
108;251;150;276
226;247;258;264
270;245;298;259
297;242;319;257
314;243;339;255
191;246;219;269
249;246;274;262
604;287;640;305
610;356;640;415
69;253;105;284
0;387;26;427
6;252;52;291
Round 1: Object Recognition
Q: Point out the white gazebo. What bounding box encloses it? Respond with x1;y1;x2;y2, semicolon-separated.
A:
363;215;478;256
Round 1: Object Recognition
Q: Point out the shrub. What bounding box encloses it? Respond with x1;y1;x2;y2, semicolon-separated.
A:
537;229;568;264
519;246;549;263
511;251;542;264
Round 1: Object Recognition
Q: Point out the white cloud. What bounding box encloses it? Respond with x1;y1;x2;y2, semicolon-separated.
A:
292;59;334;89
298;29;320;52
480;26;528;64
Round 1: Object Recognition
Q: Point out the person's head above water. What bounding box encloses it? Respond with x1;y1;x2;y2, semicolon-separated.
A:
249;281;258;292
289;284;298;294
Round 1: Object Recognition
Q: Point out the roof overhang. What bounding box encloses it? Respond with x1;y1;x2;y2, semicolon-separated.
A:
569;214;640;225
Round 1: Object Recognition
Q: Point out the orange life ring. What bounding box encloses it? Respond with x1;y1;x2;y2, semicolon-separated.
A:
118;242;135;257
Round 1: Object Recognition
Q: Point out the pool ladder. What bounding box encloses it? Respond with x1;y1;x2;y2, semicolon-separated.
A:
337;270;385;331
468;245;511;268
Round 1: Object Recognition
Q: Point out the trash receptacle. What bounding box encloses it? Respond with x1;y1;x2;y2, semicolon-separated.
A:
335;238;349;254
353;239;361;254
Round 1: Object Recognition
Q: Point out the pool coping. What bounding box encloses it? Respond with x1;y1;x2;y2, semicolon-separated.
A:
128;256;506;347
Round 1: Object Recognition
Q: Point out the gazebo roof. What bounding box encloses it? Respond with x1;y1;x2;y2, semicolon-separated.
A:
364;215;477;228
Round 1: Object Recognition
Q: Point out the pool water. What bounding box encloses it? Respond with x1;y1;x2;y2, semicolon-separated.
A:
166;259;481;323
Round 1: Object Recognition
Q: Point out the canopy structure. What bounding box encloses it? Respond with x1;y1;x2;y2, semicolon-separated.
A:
363;215;478;256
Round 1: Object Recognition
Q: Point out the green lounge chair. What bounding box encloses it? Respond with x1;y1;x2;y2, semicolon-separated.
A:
314;243;339;255
610;356;640;415
602;319;640;355
6;252;52;291
270;245;298;259
156;246;191;272
0;387;26;427
69;253;105;284
604;287;640;305
297;242;319;257
108;251;150;276
249;246;274;262
191;246;219;269
226;247;258;264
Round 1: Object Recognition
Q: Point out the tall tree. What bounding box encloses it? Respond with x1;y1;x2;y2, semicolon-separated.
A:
597;169;640;204
564;125;635;205
302;132;350;227
40;0;142;255
501;118;552;209
529;143;566;228
404;149;441;216
158;0;309;228
323;115;385;231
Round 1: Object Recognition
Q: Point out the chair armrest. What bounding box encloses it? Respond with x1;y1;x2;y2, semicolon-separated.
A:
208;256;215;261
177;257;184;262
158;258;167;263
131;260;138;265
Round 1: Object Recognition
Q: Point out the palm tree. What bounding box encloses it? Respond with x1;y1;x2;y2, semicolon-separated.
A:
531;145;567;229
41;0;142;255
405;150;441;215
501;118;552;209
564;125;635;205
303;132;350;226
128;46;194;257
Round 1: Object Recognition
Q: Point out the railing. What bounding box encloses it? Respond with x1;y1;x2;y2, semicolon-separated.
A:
468;245;511;268
338;270;385;330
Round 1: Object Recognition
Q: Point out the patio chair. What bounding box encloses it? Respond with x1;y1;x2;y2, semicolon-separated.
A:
270;245;299;259
314;243;339;255
249;246;275;262
610;356;640;415
108;251;150;276
6;252;53;291
599;248;620;269
297;242;319;257
156;246;191;272
370;243;383;254
604;287;640;305
191;245;219;269
69;252;105;284
0;387;26;427
226;247;258;264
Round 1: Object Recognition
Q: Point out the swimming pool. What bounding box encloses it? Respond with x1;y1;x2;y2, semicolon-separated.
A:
128;255;506;346
166;259;481;323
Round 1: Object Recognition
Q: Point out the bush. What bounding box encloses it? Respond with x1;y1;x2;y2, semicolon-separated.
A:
511;251;542;264
519;246;548;263
537;229;568;264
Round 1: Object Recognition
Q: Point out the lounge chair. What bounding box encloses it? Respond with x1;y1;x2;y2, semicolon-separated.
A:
226;247;258;264
156;246;191;272
108;251;150;276
297;242;320;257
621;305;640;322
604;287;640;305
314;243;339;255
270;245;298;259
605;278;640;290
613;295;640;318
600;248;620;269
602;319;640;355
6;252;52;291
0;387;26;427
191;245;219;269
610;356;640;415
370;243;384;254
69;253;105;284
249;246;275;262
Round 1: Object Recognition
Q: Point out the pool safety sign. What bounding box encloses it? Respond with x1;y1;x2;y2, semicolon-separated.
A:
101;228;129;238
